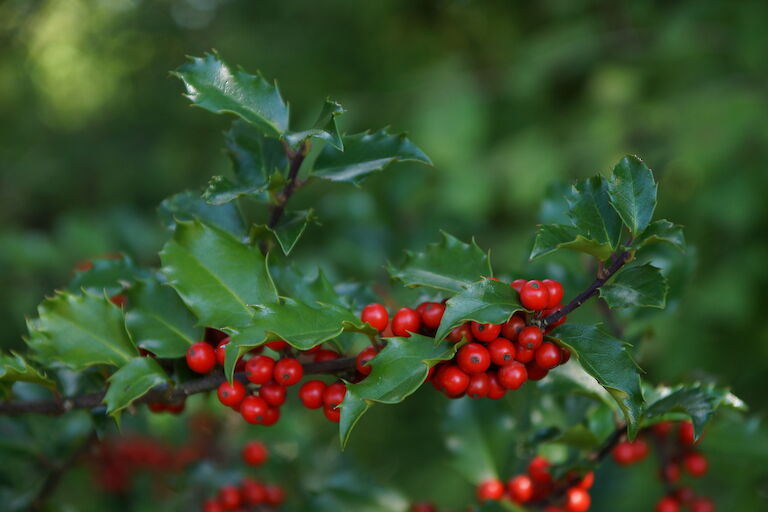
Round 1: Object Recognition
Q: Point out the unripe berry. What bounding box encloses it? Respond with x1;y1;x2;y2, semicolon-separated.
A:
361;303;389;331
497;362;527;390
501;314;526;341
565;487;591;512
242;441;268;466
240;396;270;424
528;456;551;484
535;342;562;369
258;382;287;407
518;326;543;350
456;343;492;374
186;342;216;374
476;478;505;501
683;452;709;477
447;323;474;343
439;365;470;395
420;302;445;329
245;355;275;385
487;337;516;366
656;496;681;512
542;279;564;308
355;346;378;376
392;307;422;337
470;321;502;342
467;372;490;399
520;280;549;311
299;380;326;409
507;475;533;503
322;382;347;409
273;357;303;386
217;380;246;408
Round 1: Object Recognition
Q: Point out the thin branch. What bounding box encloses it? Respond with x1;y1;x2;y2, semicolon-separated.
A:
0;357;356;416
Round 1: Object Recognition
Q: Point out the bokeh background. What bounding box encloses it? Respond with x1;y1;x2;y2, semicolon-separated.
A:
1;1;767;510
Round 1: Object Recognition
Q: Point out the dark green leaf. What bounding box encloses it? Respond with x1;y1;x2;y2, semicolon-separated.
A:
0;352;56;399
548;424;601;450
568;175;623;249
173;53;289;137
549;324;644;438
104;357;169;418
607;155;658;236
268;259;345;307
387;232;492;294
442;399;499;483
125;277;201;358
530;224;614;261
285;98;345;150
250;209;317;255
435;279;523;341
600;264;668;309
312;129;431;185
339;335;456;448
26;292;137;371
159;190;247;240
635;219;686;251
68;255;148;296
159;220;277;328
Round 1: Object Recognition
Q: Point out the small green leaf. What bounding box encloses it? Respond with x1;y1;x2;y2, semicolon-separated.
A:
635;219;685;251
549;324;644;438
26;292;137;371
600;264;668;309
442;399;499;483
548;424;601;450
607;155;658;236
104;357;169;418
312;129;431;185
568;175;623;249
285;98;345;150
159;190;247;240
174;53;289;137
125;277;201;358
159;220;277;328
340;334;456;448
387;232;492;294
0;352;56;399
435;279;523;341
68;255;149;296
250;209;317;255
530;224;614;261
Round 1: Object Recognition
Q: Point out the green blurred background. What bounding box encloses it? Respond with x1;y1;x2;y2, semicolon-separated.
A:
1;1;767;510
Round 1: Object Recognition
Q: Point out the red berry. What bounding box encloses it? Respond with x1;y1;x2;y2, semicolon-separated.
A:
662;462;681;483
361;303;389;331
520;280;549;311
674;487;695;505
420;302;445;329
526;362;549;381
299;380;326;409
528;456;551;484
265;485;285;506
166;401;185;414
497;362;527;390
613;441;637;466
486;371;507;400
439;365;470;395
259;382;287;407
476;478;505;501
245;356;275;385
508;475;533;503
542;279;564;308
470;321;502;342
240;396;270;424
203;499;225;512
218;485;242;509
262;406;280;426
487;337;516;366
323;382;347;409
511;279;526;292
578;472;594;490
148;402;166;413
690;498;715;512
515;346;535;363
392;307;422;337
217;380;246;408
242;441;268;466
518;326;543;350
323;405;341;422
185;342;216;374
266;340;288;351
535;342;562;369
656;497;681;512
501;314;526;341
355;346;378;376
542;305;567;329
109;294;126;308
683;452;709;477
457;343;492;374
447;323;473;343
273;357;303;386
215;337;230;366
679;421;699;446
467;372;490;399
652;421;672;437
313;349;340;362
241;478;266;505
565;487;591;512
560;347;571;363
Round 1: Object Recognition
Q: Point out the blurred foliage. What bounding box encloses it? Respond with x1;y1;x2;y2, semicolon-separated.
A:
1;0;767;510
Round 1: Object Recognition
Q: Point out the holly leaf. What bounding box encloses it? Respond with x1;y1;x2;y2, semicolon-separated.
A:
125;277;201;358
387;232;492;294
644;383;746;441
173;53;289;137
68;255;148;296
159;190;247;240
435;279;523;341
635;219;685;252
26;292;137;371
312;129;431;185
159;220;277;328
268;259;345;307
549;324;644;438
284;98;345;150
442;399;500;483
203;120;289;205
600;264;668;309
568;175;623;249
104;357;169;418
250;209;317;255
340;334;456;448
0;352;56;399
607;155;657;237
530;224;614;261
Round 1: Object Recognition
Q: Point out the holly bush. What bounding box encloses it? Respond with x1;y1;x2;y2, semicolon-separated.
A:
0;53;755;512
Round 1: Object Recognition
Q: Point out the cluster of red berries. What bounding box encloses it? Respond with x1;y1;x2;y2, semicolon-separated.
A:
612;421;714;512
360;278;569;400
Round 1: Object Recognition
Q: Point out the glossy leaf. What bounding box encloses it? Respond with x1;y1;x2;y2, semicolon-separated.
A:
159;190;247;240
26;292;137;371
435;279;523;341
339;334;456;448
607;155;657;236
284;98;345;150
530;224;614;261
268;259;345;307
104;357;169;418
159;220;277;328
567;175;623;249
312;129;431;185
125;277;201;358
68;255;148;296
600;264;668;309
174;53;289;137
549;324;644;438
442;399;499;483
635;219;686;251
387;232;492;294
0;352;56;399
250;209;317;255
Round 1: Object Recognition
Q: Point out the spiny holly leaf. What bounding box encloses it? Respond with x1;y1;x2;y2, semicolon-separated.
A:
160;220;277;328
0;352;56;399
284;98;345;150
387;232;492;294
251;209;317;255
339;334;456;448
26;292;137;371
435;279;523;341
104;357;169;419
549;324;644;438
441;399;499;484
174;53;289;137
635;219;686;252
607;155;657;237
530;224;614;261
599;264;668;309
567;175;623;249
203;120;289;205
268;258;345;307
159;190;247;240
68;255;149;296
125;277;201;358
644;383;746;440
312;129;431;185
